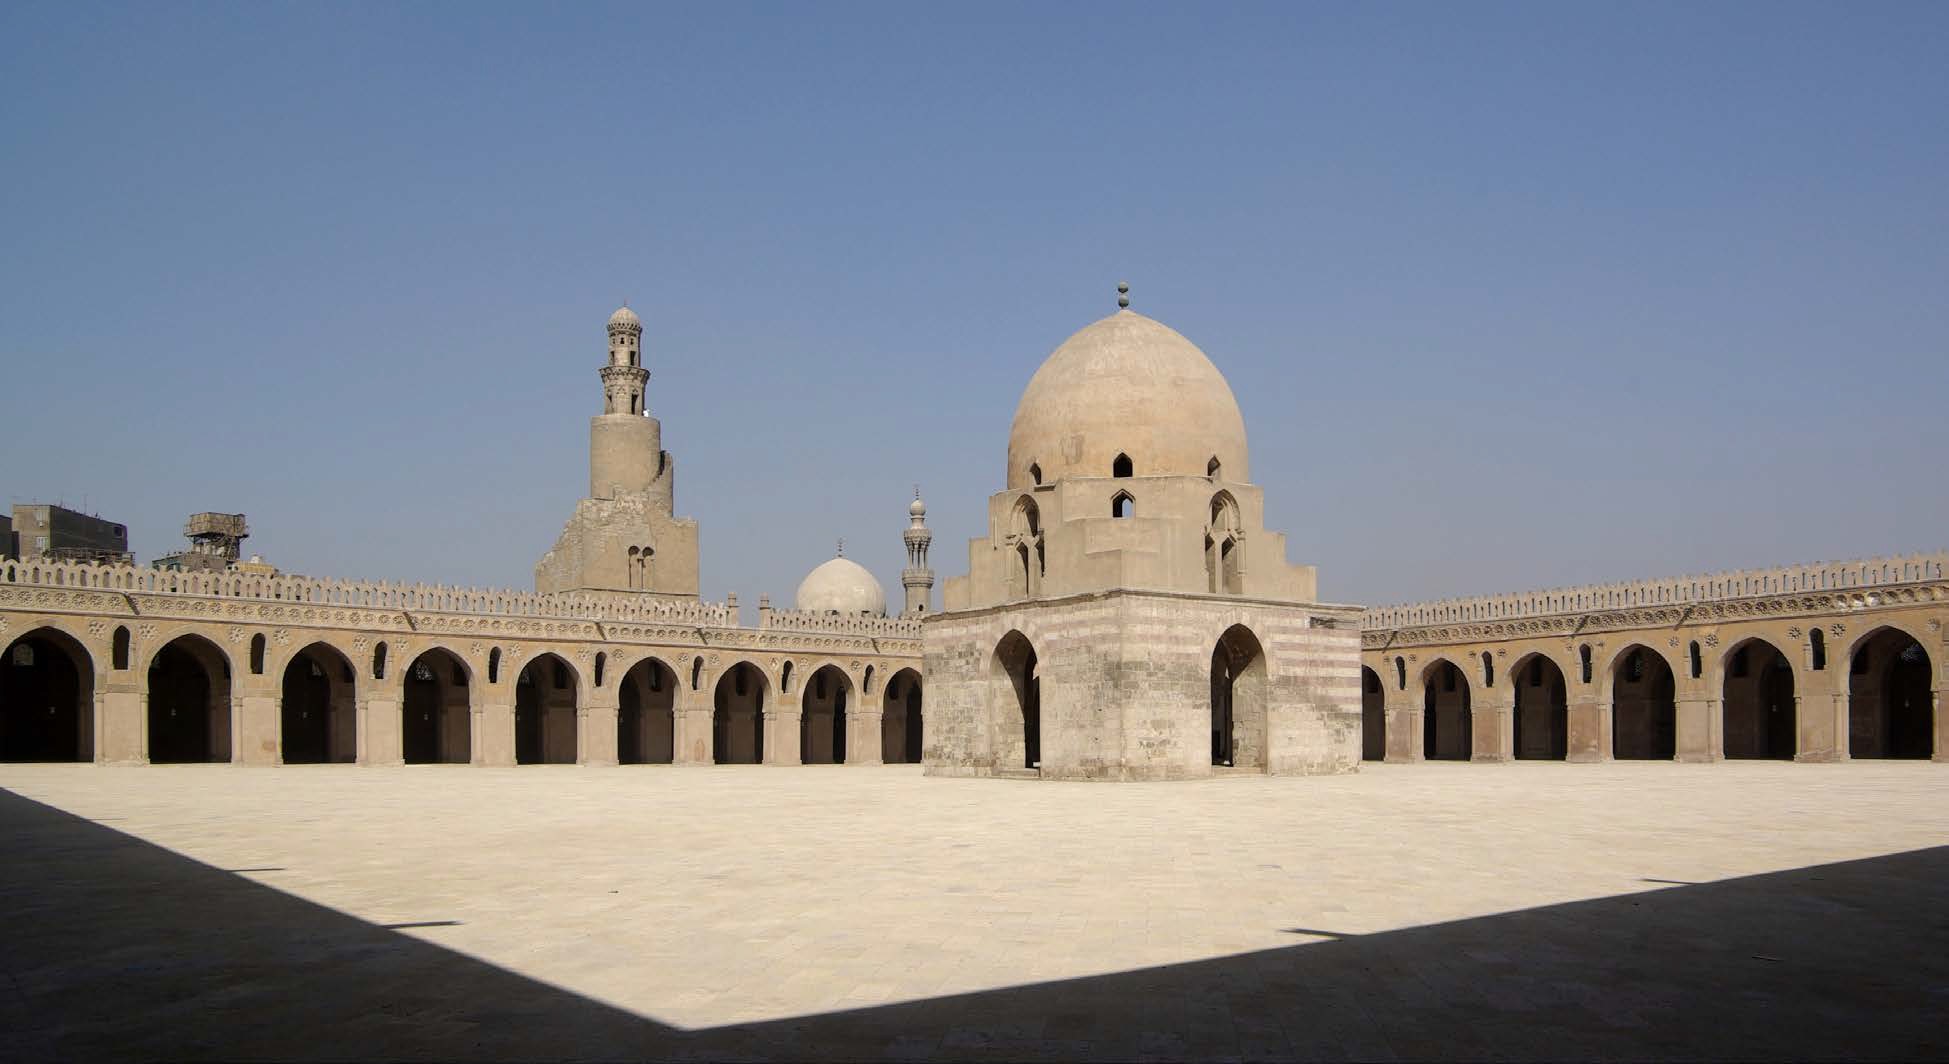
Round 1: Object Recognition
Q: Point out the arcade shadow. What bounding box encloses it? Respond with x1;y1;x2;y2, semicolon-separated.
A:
1;786;1943;1061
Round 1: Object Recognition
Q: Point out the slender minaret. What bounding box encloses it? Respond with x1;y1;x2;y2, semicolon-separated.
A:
902;487;935;616
589;305;669;510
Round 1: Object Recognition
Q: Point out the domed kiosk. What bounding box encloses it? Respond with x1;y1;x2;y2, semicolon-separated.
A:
796;551;888;616
923;286;1363;780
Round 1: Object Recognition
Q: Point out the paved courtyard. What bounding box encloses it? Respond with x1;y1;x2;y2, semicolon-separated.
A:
3;761;1946;1060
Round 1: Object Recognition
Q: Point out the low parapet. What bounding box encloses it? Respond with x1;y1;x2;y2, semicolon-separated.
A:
0;558;739;628
758;606;923;639
1362;551;1949;630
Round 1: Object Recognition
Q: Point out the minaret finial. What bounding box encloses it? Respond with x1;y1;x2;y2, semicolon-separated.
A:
914;483;921;500
1117;281;1130;309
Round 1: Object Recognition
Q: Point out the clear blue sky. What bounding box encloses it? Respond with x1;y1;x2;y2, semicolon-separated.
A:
3;2;1944;610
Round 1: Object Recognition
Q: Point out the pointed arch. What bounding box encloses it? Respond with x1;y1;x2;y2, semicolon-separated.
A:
1421;657;1472;761
1846;625;1933;758
1;626;95;762
403;646;472;764
1111;490;1134;519
882;667;924;764
619;656;677;764
147;633;232;764
993;631;1040;771
1112;453;1133;478
1509;652;1568;760
1360;665;1385;761
800;664;853;764
280;641;357;764
1609;643;1675;760
1211;624;1268;771
712;662;768;764
515;652;579;764
1721;637;1795;760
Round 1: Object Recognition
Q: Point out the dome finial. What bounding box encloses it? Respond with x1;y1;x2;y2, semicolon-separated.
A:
836;537;844;558
1117;281;1130;310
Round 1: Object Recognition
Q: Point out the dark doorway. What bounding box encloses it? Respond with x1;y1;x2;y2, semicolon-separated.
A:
1361;666;1385;761
1512;655;1568;760
1849;628;1933;759
1723;640;1795;760
618;658;676;764
280;643;355;764
0;629;93;762
881;668;923;764
1210;625;1267;769
515;654;577;765
994;631;1039;770
402;648;470;764
801;664;851;764
147;635;230;763
1422;660;1471;761
712;662;766;764
1612;646;1676;760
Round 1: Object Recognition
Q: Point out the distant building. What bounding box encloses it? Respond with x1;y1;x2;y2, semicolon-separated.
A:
154;512;250;573
10;504;131;565
0;512;12;560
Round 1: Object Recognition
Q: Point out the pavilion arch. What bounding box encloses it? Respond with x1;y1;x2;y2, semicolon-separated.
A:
515;652;580;765
713;661;768;764
1844;624;1934;759
1420;657;1471;761
146;632;233;764
1508;651;1568;760
1210;624;1268;771
279;641;358;764
402;646;472;764
1719;637;1795;760
618;656;677;765
1360;665;1385;761
1;624;95;762
882;667;923;764
992;630;1040;771
1608;643;1675;760
801;663;854;764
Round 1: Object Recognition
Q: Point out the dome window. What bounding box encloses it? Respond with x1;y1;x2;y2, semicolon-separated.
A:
1111;491;1134;519
1112;453;1133;478
1028;462;1042;486
1207;456;1221;479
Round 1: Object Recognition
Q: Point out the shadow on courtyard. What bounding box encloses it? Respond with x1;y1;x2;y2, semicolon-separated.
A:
2;784;1945;1061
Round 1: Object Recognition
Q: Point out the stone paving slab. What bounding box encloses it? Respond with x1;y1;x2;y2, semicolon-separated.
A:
1;761;1946;1060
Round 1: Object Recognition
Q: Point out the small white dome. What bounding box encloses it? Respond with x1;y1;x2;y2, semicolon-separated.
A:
608;305;641;328
909;495;927;517
795;556;886;616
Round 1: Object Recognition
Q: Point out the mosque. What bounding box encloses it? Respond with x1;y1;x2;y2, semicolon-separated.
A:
0;292;1942;770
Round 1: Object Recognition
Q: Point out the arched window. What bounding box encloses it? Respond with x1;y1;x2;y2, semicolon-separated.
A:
488;647;501;684
1207;456;1221;479
594;652;606;688
1481;651;1493;688
112;626;130;671
1689;640;1702;679
1028;462;1042;486
864;665;875;695
1112;491;1134;518
1112;453;1133;478
373;643;388;680
780;660;793;693
1810;628;1826;671
249;634;266;675
691;657;703;691
1395;656;1406;691
1579;644;1592;684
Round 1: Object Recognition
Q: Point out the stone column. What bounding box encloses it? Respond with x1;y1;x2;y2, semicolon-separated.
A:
673;684;713;764
1567;697;1610;762
477;698;515;766
1933;686;1947;763
851;708;885;765
766;708;802;765
581;694;619;766
1675;693;1719;762
100;672;144;765
235;683;278;766
1796;670;1846;762
1385;698;1421;763
1474;693;1512;762
361;691;403;765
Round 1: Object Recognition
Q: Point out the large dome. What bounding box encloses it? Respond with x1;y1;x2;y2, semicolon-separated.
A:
1006;309;1248;490
795;556;887;616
